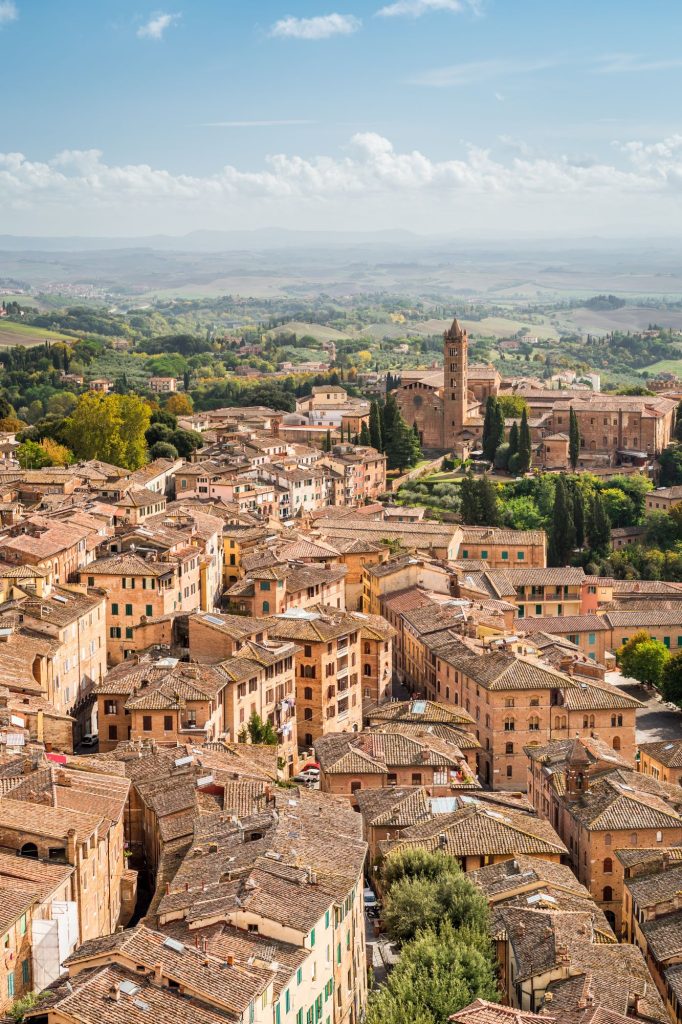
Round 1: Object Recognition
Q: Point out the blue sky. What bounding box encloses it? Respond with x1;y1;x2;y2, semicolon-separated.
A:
2;0;682;236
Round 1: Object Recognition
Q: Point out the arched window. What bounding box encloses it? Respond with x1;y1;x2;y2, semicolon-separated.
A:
505;742;514;755
364;642;370;654
504;717;515;732
19;843;38;859
604;833;612;847
603;857;613;873
304;687;313;700
364;664;371;676
528;715;540;731
262;600;270;613
304;708;313;721
602;886;613;902
589;715;595;728
583;716;588;728
613;736;621;751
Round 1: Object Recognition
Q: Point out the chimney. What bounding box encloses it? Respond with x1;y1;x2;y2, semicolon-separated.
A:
110;983;121;1003
66;827;77;865
516;923;526;938
153;963;163;984
202;937;208;953
226;954;234;966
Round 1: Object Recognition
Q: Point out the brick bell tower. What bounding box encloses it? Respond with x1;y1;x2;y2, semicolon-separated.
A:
443;317;468;447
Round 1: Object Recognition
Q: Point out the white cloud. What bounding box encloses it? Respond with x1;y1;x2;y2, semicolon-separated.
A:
269;13;361;40
0;2;18;26
410;56;558;86
377;0;479;17
201;120;316;128
3;133;682;234
137;12;180;40
594;53;682;74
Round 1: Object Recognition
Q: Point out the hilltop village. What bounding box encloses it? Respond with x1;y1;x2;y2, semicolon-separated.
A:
0;320;681;1024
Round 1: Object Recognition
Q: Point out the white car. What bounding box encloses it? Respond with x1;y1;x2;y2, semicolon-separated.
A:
294;768;320;784
363;887;378;912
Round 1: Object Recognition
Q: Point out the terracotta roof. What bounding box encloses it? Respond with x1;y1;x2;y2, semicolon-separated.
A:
639;739;682;767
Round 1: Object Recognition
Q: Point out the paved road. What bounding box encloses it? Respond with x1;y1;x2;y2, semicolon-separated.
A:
606;671;682;745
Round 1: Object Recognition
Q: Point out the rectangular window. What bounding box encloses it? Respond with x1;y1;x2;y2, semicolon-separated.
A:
108;725;117;740
146;604;153;617
125;603;133;616
111;602;119;616
517;551;525;560
501;550;508;560
588;633;595;645
7;973;13;998
285;991;290;1013
535;605;542;615
325;910;330;928
19;916;26;936
481;550;488;560
143;715;152;732
664;636;671;648
260;581;271;591
21;960;29;986
461;549;468;559
297;968;302;985
310;928;315;947
164;715;173;731
87;577;94;587
125;627;133;639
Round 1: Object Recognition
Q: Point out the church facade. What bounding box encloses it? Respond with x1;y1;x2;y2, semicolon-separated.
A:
395;317;676;466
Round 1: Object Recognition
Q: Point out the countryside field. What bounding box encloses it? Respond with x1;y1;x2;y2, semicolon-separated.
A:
0;320;73;346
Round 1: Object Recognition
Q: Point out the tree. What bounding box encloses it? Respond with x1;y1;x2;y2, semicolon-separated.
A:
482;397;503;462
382;393;400;444
460;475;480;525
387;418;420;471
659;444;682;486
645;510;679;549
323;428;332;452
497;395;528;418
548;476;575;566
517;407;532;473
369;400;383;451
149;441;179;460
508;421;519;461
360;421;371;446
568;407;580;470
381;848;461;889
16;439;53;469
169;428;203;458
243;711;278;745
165;393;193;416
586;491;611;554
617;631;670;687
477;477;500;526
493;443;510;471
145;422;173;447
600;487;636;529
661;652;682;705
571;482;585;548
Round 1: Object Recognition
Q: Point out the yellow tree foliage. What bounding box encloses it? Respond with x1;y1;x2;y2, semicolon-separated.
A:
165;393;193;416
63;393;151;470
40;438;74;466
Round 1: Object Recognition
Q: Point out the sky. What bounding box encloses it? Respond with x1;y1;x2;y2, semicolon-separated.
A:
2;0;682;238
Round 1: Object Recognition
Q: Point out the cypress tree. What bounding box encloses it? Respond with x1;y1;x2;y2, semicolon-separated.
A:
460;475;480;525
569;407;580;470
508;421;519;460
572;483;585;549
382;392;400;443
369;400;383;451
494;402;505;452
548;476;576;566
587;491;611;554
477;476;500;526
360;421;370;446
518;408;532;473
347;423;352;443
482;397;498;462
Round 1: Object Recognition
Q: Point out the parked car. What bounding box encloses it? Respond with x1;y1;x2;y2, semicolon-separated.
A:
293;767;320;785
363;887;379;917
81;734;98;747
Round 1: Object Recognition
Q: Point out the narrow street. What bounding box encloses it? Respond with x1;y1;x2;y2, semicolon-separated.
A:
606;671;682;744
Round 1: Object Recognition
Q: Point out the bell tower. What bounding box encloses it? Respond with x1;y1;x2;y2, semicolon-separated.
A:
443;317;468;445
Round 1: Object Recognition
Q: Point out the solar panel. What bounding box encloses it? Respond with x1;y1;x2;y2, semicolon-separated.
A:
411;701;426;715
204;614;224;626
163;936;185;954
